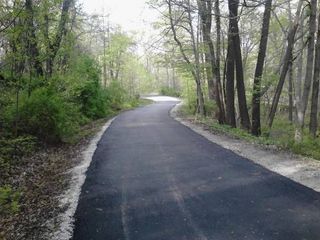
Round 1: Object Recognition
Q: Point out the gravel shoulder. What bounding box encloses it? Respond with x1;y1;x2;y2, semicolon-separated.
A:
171;102;320;192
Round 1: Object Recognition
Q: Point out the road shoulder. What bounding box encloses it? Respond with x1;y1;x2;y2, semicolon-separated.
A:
171;102;320;192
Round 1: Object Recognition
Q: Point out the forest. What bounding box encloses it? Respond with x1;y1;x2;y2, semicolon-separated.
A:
1;0;320;238
0;0;157;238
149;0;320;157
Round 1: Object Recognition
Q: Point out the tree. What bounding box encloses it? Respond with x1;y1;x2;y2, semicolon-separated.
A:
251;0;273;136
267;0;303;129
309;11;320;137
46;0;73;76
227;0;251;130
198;0;225;123
167;0;205;115
295;0;317;141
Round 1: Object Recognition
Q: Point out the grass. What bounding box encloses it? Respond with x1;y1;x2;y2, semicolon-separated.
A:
179;103;320;160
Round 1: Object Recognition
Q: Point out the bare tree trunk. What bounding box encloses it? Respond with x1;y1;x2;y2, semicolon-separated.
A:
288;54;294;122
294;15;305;141
226;34;236;127
228;0;250;130
300;0;317;124
309;12;320;137
198;0;225;123
251;0;272;136
187;0;205;115
293;0;318;141
267;0;303;128
214;0;226;116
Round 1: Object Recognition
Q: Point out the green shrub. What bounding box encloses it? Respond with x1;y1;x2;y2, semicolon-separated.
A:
78;81;109;119
160;86;181;97
204;100;218;118
105;81;127;111
67;55;111;119
16;88;81;143
289;137;320;160
0;185;21;215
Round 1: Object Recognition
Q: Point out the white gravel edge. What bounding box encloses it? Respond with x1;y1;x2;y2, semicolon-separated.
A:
171;102;320;192
49;117;116;240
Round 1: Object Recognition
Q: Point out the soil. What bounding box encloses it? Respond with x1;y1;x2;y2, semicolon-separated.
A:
0;118;109;240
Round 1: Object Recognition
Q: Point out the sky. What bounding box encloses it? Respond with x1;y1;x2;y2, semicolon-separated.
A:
79;0;159;34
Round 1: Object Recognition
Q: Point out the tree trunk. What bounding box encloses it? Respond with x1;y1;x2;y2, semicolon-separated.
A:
294;16;305;141
309;12;320;137
187;0;205;115
228;0;251;130
226;34;236;127
295;0;317;141
198;0;225;122
288;54;294;122
214;0;225;114
25;0;43;77
300;0;317;125
251;0;272;136
167;0;205;115
47;0;72;76
267;0;303;128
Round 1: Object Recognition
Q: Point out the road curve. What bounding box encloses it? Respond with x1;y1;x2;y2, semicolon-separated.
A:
72;101;320;240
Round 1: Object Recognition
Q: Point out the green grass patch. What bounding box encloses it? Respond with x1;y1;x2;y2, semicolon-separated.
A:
179;104;320;160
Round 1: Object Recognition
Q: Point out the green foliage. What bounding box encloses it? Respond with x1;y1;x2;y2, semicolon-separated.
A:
70;55;110;119
180;97;197;115
78;82;109;119
15;88;81;143
180;103;320;160
0;185;21;215
160;86;181;97
289;137;320;160
105;81;127;111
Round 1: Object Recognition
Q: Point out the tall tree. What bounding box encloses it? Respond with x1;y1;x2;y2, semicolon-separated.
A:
267;0;303;128
251;0;273;136
309;11;320;137
295;0;317;140
167;0;205;115
25;0;43;77
228;0;251;130
46;0;73;75
198;0;225;123
225;32;236;127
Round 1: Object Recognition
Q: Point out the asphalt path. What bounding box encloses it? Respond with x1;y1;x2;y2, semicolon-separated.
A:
73;101;320;240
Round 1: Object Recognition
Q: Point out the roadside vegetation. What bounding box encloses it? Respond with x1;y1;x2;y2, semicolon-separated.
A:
2;0;320;238
149;0;320;160
180;104;320;160
0;1;155;238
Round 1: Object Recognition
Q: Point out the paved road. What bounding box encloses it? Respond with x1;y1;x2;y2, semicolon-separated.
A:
73;101;320;240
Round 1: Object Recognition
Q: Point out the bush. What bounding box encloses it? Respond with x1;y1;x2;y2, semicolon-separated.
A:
289;137;320;160
78;81;109;119
68;55;111;119
160;86;181;97
105;81;127;111
16;88;81;143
